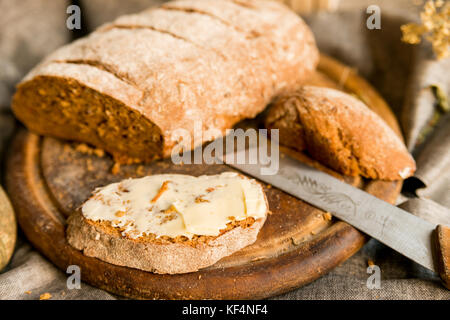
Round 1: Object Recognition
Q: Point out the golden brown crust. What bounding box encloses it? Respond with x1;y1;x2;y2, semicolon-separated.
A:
67;211;266;274
80;213;257;246
265;86;416;180
12;0;318;164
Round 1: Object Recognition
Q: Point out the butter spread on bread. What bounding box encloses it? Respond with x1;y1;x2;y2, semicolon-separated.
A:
67;172;268;274
81;172;267;239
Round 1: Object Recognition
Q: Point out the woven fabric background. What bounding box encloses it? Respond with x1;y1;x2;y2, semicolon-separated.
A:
0;0;449;300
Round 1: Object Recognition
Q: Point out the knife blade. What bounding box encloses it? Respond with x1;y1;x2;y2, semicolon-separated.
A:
221;145;437;272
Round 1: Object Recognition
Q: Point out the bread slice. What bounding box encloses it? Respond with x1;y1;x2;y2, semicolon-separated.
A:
264;86;416;180
12;0;318;164
66;173;269;274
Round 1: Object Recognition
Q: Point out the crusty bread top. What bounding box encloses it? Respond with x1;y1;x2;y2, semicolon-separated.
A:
16;0;318;159
265;86;416;180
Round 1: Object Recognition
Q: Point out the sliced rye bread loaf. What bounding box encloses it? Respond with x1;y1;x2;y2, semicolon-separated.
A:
12;0;319;164
66;173;269;274
264;86;416;180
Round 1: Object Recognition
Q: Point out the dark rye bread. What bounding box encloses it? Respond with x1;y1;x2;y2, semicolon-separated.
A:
67;211;266;275
12;0;319;163
265;86;416;180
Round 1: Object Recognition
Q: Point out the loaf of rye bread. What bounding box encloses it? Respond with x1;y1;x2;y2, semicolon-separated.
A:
264;86;416;180
12;0;319;163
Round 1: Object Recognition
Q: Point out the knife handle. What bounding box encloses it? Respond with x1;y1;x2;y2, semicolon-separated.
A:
435;225;450;290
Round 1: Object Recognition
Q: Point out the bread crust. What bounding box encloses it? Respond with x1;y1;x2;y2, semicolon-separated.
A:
265;86;416;180
67;211;266;274
66;173;270;274
12;0;319;163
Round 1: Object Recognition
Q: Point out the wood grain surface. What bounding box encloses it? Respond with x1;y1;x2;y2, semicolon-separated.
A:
6;55;403;299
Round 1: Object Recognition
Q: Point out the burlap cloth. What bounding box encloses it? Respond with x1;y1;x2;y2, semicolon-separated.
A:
0;0;449;300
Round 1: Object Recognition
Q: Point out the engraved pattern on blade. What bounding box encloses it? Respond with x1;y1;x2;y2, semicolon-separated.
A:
278;167;358;217
225;147;437;272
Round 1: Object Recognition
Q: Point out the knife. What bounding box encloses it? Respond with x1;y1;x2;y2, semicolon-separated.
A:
220;142;450;289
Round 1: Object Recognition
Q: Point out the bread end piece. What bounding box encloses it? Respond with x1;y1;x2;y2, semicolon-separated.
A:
265;86;416;180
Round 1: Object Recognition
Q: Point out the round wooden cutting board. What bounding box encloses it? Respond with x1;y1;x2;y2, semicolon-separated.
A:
6;55;403;299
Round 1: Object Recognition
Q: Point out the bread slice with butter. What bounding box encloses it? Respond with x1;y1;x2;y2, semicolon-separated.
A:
66;172;268;274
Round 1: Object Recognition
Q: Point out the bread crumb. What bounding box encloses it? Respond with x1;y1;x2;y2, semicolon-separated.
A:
368;259;375;266
94;149;105;158
39;293;52;300
266;184;272;189
136;165;145;176
195;196;209;203
115;211;126;217
74;143;105;158
25;291;32;295
117;183;130;193
291;237;301;246
111;162;121;175
163;205;177;215
323;212;332;221
76;143;90;153
86;158;94;172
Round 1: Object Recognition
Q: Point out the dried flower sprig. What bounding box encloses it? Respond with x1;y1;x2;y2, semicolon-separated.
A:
401;0;450;59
